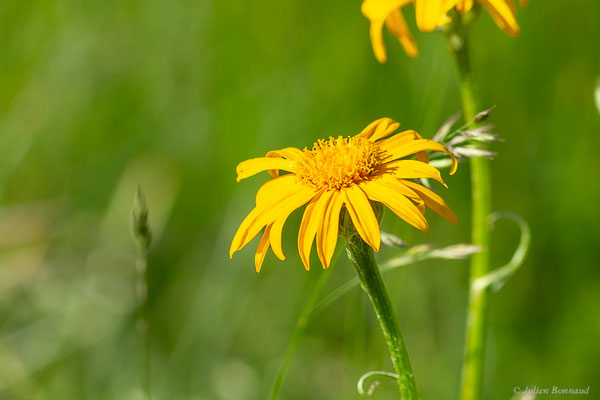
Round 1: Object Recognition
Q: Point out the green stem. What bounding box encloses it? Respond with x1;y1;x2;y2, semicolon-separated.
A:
446;11;492;400
268;265;334;400
132;187;152;399
136;245;151;399
345;228;419;399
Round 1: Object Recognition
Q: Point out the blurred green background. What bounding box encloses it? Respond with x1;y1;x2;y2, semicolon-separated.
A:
1;0;599;399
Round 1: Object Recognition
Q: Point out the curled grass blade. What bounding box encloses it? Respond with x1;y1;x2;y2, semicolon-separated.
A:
357;370;400;397
471;211;530;293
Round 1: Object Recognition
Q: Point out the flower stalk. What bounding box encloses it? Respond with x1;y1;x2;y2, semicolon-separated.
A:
342;208;419;399
445;10;492;400
132;187;152;399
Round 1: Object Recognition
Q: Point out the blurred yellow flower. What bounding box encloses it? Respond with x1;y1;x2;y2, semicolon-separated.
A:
230;118;458;272
361;0;419;62
362;0;524;62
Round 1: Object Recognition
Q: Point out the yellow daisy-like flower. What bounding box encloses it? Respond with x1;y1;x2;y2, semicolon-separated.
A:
361;0;420;62
362;0;525;62
230;118;458;272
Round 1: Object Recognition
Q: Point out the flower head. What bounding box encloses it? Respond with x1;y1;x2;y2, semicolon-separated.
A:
230;118;458;272
362;0;524;62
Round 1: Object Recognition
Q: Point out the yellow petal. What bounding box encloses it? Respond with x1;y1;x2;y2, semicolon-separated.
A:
377;129;429;163
444;0;461;10
343;186;381;251
230;186;315;257
269;210;294;261
269;182;319;261
297;197;318;270
315;227;326;269
456;0;473;13
359;118;398;141
236;157;296;182
265;147;304;177
362;0;413;21
358;117;391;138
376;129;414;148
358;118;401;142
479;0;520;37
376;129;420;146
505;0;516;14
360;178;429;231
415;0;446;31
256;174;297;206
379;138;457;174
370;175;430;214
377;174;422;199
317;190;344;269
362;0;414;62
438;0;460;25
385;159;447;187
401;179;457;223
373;120;401;142
369;18;388;63
385;9;419;58
266;147;304;160
298;190;334;270
255;224;272;272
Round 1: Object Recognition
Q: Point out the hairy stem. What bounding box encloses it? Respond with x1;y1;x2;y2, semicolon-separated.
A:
345;228;418;399
446;11;492;400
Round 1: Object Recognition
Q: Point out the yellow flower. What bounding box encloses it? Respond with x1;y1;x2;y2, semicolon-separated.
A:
362;0;524;62
361;0;420;62
230;118;458;272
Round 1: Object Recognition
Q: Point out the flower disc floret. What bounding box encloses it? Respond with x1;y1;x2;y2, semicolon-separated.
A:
296;136;386;191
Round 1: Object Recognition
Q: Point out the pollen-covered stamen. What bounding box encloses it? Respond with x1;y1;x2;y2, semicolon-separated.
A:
296;136;386;190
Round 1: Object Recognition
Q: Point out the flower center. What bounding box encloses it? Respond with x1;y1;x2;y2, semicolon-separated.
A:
296;136;385;190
